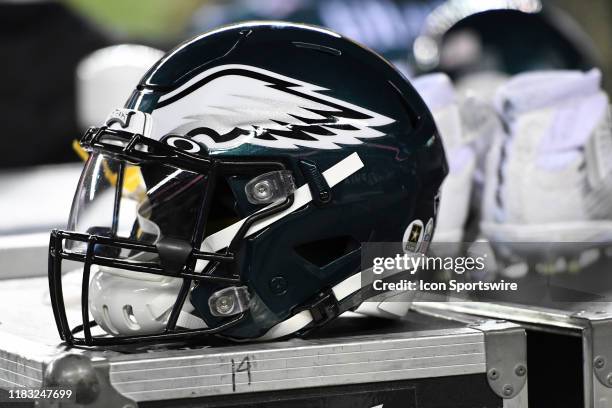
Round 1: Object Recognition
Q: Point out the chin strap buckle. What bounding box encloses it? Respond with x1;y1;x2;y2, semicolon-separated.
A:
308;291;340;326
260;290;341;341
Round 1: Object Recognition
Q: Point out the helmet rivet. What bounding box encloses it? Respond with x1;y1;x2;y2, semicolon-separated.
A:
253;181;273;202
214;294;235;316
319;191;331;202
269;276;288;295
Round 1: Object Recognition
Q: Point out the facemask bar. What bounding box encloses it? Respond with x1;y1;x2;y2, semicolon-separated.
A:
48;231;244;346
81;126;214;173
49;126;295;347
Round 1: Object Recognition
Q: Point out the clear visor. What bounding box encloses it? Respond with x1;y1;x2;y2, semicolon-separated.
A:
66;152;207;257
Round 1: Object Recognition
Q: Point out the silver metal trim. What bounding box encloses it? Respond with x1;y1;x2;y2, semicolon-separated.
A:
412;304;528;400
109;328;486;401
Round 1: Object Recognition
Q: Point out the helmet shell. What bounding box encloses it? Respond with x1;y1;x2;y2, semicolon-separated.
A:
125;22;447;338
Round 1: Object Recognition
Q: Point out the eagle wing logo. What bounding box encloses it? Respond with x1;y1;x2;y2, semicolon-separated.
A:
151;64;395;150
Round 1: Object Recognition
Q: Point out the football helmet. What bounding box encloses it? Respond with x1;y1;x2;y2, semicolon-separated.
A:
48;22;447;346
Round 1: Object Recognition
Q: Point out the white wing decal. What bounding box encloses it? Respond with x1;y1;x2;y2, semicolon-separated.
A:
151;64;395;150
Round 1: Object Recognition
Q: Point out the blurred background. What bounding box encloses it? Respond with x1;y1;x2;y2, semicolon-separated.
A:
0;0;611;243
1;0;610;169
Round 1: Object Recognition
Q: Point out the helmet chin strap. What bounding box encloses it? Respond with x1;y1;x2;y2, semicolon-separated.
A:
254;270;364;341
253;267;414;341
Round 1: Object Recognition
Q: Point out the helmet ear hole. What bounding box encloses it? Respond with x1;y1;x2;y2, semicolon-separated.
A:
294;236;360;268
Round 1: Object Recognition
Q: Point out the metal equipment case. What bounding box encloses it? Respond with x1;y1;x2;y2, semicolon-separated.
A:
415;301;612;408
0;273;528;408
